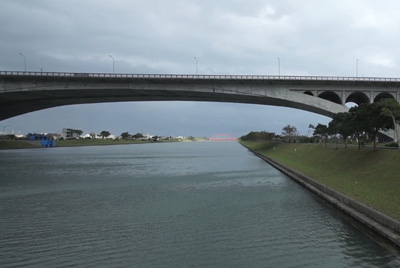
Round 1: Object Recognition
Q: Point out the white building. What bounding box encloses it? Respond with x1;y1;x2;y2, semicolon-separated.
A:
62;128;83;139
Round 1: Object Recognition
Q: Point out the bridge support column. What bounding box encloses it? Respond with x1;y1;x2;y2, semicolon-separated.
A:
370;91;374;103
341;91;346;105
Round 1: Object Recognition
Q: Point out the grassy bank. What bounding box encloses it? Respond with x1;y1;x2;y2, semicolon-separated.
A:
0;140;41;149
240;141;400;221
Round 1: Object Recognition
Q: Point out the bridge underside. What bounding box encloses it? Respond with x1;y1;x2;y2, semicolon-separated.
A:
0;89;345;121
0;75;349;121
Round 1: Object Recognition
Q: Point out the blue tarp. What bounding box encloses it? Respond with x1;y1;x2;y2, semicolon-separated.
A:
29;135;56;147
40;139;55;147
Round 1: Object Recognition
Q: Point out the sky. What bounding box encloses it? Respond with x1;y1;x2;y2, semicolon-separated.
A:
1;0;400;138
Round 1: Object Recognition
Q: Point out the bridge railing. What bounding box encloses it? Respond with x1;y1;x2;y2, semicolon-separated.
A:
1;71;400;82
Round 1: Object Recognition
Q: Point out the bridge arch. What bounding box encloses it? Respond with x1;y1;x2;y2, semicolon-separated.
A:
304;91;314;96
345;92;370;105
318;92;342;105
374;92;395;103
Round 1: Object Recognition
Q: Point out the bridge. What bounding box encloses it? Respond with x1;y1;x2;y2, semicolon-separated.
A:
1;71;400;121
209;134;238;141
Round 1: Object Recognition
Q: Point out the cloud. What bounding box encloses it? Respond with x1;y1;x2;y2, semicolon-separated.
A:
366;55;395;68
0;0;398;136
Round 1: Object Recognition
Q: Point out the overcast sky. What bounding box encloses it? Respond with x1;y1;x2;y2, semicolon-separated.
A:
1;0;400;137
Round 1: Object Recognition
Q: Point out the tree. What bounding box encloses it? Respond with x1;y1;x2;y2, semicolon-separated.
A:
313;123;329;146
353;103;392;150
73;129;83;138
100;130;111;139
133;133;144;139
347;106;368;149
120;132;131;140
328;112;354;148
378;98;400;151
281;124;298;143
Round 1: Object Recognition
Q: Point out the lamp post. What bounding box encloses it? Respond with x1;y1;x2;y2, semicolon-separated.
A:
194;57;198;75
109;55;115;74
1;125;10;135
356;59;358;78
278;57;280;77
19;53;26;71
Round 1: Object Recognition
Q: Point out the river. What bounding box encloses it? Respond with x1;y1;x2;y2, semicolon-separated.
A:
0;141;399;267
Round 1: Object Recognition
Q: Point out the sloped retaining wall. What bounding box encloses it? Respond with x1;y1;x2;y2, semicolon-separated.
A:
244;146;400;248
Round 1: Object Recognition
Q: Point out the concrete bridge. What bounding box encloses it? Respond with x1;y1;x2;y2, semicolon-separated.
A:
1;71;400;121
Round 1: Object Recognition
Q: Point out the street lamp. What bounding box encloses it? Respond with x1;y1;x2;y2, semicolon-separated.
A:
356;59;358;78
1;125;10;135
19;53;26;71
278;58;280;77
109;55;115;74
194;57;198;75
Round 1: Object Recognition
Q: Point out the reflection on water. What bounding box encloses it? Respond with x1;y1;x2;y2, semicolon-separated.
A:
0;142;399;267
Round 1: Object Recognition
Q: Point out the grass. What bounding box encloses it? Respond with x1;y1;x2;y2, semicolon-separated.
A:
240;141;400;221
0;140;41;149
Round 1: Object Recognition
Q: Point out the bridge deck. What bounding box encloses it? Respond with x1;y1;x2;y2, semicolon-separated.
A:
1;71;400;83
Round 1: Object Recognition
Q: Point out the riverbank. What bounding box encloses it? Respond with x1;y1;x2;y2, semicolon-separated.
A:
55;139;168;147
240;141;400;247
0;140;41;149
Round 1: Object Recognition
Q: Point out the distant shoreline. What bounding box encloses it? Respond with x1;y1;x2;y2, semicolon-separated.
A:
0;140;41;150
0;139;185;150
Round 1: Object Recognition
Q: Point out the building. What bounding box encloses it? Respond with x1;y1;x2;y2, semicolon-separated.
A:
62;128;83;139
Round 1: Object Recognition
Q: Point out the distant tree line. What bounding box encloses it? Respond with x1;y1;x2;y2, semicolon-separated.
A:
240;131;276;141
120;132;145;140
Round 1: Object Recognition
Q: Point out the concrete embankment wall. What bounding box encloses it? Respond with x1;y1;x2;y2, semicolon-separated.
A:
244;146;400;248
